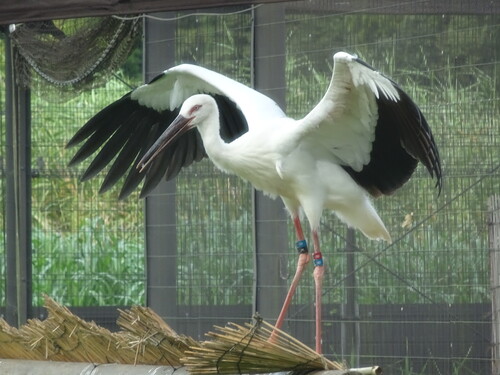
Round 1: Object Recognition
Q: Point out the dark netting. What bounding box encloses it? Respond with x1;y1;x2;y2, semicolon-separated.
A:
10;17;140;95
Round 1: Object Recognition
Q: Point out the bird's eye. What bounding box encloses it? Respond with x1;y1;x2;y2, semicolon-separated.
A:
189;105;202;116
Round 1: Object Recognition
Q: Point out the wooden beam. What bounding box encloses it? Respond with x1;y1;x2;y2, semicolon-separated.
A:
0;1;299;25
1;0;499;26
286;0;500;15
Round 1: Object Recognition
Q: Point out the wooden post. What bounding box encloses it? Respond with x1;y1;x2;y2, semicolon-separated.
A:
490;195;500;375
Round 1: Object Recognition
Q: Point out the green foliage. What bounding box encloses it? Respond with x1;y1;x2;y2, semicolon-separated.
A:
176;12;252;83
20;12;255;308
121;35;143;83
32;217;144;306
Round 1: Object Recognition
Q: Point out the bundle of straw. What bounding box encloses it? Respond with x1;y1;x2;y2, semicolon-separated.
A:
0;297;202;365
1;297;370;374
0;296;127;363
182;317;345;375
0;318;34;360
18;295;128;363
116;305;200;365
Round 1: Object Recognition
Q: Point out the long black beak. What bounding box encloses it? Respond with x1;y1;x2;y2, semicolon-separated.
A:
137;114;193;173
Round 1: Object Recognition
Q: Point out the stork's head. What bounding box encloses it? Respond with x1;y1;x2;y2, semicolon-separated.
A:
137;94;216;172
178;94;216;126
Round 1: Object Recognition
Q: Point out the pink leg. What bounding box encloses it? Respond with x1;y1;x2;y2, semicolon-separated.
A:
270;215;310;341
312;229;324;354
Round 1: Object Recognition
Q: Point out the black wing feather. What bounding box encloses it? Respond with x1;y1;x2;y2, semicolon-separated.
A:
342;77;442;197
79;110;143;181
116;125;159;199
67;116;122;167
215;94;249;141
99;116;156;194
66;95;129;149
139;124;190;198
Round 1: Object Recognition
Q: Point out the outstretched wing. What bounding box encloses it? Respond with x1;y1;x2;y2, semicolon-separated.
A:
300;52;442;196
67;64;286;199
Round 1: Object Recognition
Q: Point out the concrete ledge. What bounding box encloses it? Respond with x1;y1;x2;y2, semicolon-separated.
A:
0;359;380;375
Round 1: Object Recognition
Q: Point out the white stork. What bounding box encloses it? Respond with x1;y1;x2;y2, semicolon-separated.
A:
67;52;442;353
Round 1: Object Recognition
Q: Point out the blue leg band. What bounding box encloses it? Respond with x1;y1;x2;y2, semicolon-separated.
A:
313;252;324;267
296;239;308;254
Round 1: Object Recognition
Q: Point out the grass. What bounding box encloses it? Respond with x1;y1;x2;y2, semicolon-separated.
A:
31;216;145;306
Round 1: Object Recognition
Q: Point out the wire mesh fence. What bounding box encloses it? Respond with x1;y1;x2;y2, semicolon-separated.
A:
0;1;499;374
172;9;255;312
28;78;145;307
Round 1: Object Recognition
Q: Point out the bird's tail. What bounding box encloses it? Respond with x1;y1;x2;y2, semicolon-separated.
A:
335;198;392;243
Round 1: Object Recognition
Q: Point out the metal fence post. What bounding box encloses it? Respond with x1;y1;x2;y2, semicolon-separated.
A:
341;228;360;366
251;3;289;323
143;14;178;322
4;34;33;327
